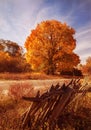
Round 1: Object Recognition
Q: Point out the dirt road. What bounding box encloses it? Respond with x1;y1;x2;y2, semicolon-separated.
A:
0;79;69;91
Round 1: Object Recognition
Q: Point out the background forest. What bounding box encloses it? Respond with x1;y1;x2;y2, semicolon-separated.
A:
0;20;91;77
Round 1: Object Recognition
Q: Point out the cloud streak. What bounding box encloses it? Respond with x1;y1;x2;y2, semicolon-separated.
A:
0;0;91;64
75;22;91;64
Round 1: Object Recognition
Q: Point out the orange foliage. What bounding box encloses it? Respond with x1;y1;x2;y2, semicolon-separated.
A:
25;20;80;74
82;57;91;75
0;39;31;73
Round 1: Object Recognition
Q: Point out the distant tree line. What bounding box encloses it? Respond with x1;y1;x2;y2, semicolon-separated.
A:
0;39;31;73
81;57;91;76
0;20;84;76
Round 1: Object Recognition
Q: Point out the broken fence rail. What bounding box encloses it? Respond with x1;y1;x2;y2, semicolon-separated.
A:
21;79;91;130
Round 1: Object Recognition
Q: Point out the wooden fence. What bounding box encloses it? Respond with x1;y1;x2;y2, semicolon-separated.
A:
21;79;91;130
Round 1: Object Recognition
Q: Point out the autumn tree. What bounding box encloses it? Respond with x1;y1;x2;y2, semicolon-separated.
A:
0;51;10;72
25;20;80;75
0;39;31;73
0;39;22;56
57;53;80;74
82;56;91;75
0;43;5;51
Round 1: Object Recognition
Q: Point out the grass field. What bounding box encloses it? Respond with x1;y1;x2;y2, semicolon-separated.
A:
0;73;91;130
0;72;61;80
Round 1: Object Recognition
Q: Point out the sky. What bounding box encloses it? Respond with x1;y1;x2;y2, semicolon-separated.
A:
0;0;91;64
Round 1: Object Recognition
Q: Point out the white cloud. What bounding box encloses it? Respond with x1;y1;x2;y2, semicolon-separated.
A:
0;0;91;64
0;17;11;32
0;0;44;45
75;22;91;64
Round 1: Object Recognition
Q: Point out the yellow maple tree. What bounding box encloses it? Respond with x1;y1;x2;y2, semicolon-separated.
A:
25;20;80;74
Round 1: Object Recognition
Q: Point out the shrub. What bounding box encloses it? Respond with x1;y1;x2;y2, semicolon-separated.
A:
8;82;35;101
60;68;83;76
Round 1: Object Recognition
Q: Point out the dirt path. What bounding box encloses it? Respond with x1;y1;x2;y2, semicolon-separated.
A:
0;79;69;91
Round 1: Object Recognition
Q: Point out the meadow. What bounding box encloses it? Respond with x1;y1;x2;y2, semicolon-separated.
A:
0;73;91;130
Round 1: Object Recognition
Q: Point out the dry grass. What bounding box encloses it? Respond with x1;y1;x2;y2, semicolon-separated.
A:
0;72;61;80
0;72;84;81
0;98;30;130
0;77;91;130
0;90;91;130
0;81;34;130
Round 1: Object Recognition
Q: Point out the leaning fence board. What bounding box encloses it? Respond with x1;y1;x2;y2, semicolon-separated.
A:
49;87;73;121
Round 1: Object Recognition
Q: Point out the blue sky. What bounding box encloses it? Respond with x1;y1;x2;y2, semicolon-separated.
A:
0;0;91;64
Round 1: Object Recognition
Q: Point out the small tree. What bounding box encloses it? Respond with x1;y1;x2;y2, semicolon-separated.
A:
82;56;91;75
8;83;34;101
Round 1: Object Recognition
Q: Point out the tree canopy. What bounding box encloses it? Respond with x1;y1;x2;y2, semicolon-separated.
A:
0;39;22;56
0;39;31;73
82;56;91;75
25;20;80;75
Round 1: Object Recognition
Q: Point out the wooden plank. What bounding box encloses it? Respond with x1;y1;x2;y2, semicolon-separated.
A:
49;87;73;121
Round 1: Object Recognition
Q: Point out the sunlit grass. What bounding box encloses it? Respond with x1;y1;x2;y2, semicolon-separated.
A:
0;72;61;80
0;75;91;129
